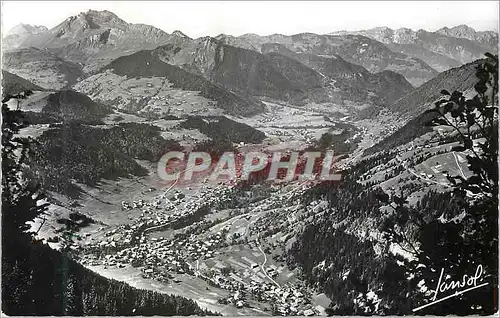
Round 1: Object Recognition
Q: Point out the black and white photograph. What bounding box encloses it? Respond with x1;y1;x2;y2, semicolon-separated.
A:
1;1;499;316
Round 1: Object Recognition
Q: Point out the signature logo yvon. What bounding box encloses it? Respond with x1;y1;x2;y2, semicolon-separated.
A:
157;150;342;187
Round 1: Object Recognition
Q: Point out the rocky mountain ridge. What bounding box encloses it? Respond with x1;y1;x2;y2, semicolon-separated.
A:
436;24;498;47
3;9;496;91
331;26;497;72
3;10;181;73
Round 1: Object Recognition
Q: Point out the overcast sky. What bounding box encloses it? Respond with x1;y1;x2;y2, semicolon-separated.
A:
1;1;498;38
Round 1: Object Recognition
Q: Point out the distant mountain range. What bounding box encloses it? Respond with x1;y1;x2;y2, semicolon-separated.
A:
2;10;497;117
331;25;497;72
2;23;48;49
436;24;498;47
215;32;440;86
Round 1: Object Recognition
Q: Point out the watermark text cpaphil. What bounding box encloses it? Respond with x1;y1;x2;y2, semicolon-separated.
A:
157;150;342;185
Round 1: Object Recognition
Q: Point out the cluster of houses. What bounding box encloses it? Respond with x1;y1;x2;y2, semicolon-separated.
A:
74;179;328;315
80;224;232;279
212;272;319;316
78;184;237;270
271;130;292;137
142;93;223;116
270;286;319;316
295;128;317;143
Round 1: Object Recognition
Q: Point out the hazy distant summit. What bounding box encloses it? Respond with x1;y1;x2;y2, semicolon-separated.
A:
331;25;497;47
6;23;48;36
436;24;498;47
330;25;497;72
3;24;48;49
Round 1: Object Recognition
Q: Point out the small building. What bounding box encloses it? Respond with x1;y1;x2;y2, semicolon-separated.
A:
304;309;315;316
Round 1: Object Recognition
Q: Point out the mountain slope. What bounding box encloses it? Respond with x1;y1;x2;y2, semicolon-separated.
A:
216;32;438;86
3;234;211;316
28;121;181;194
261;42;414;105
155;36;414;106
3;47;84;90
1;70;45;96
389;59;485;118
41;90;111;121
74;37;415;117
151;37;331;104
74;48;266;116
385;42;462;72
411;29;494;63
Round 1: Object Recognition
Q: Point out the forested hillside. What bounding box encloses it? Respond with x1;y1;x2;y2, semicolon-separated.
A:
2;236;213;316
286;53;498;315
179;116;266;144
28;122;182;196
2;70;44;96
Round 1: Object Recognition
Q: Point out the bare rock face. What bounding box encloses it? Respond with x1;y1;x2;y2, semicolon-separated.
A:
73;47;267;117
152;37;405;106
73;33;415;117
393;28;419;44
172;30;191;39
